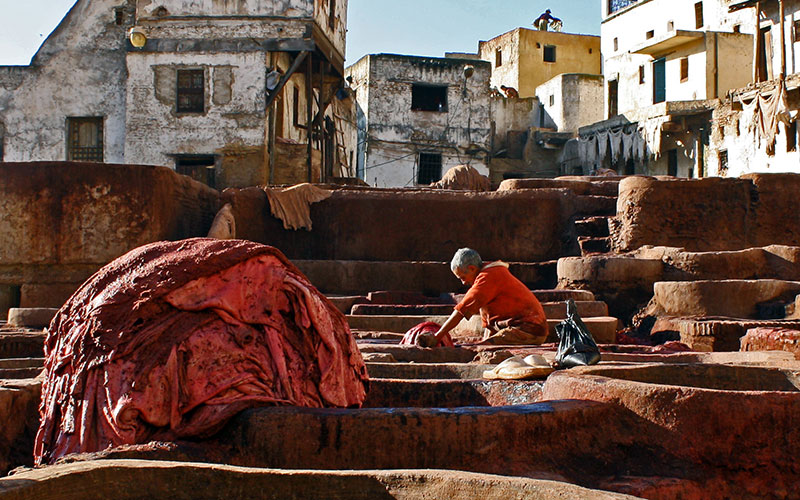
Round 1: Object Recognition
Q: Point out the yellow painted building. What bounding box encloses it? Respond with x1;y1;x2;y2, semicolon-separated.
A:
479;28;601;98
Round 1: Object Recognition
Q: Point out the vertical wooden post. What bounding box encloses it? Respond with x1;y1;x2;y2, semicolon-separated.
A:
267;52;276;185
779;0;787;79
306;55;314;183
754;2;762;83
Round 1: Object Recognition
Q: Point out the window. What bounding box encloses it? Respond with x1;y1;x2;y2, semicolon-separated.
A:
411;84;448;112
543;45;556;62
608;0;640;15
176;155;216;189
608;79;619;117
680;57;689;82
176;69;204;113
613;37;619;51
549;95;555;106
718;149;728;176
793;19;800;41
495;48;503;67
114;7;125;25
639;65;645;84
734;24;741;34
787;121;797;152
667;20;674;31
417;152;442;184
328;0;336;29
646;30;655;40
67;117;104;162
694;2;704;29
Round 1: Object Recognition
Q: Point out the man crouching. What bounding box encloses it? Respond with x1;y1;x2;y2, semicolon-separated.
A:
433;248;548;346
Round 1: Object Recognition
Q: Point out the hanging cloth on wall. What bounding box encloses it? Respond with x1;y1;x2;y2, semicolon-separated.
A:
621;130;634;163
608;128;624;163
639;117;668;160
743;82;791;156
596;131;609;163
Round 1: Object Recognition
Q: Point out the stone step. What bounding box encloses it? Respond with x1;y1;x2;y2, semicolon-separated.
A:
363;378;544;408
7;308;58;329
0;367;42;379
334;289;595;308
295;260;557;296
651;280;800;319
0;333;46;359
351;301;609;318
366;362;495;380
578;237;611;256
0;460;637;500
0;358;44;369
358;345;477;363
347;315;619;344
575;216;611;238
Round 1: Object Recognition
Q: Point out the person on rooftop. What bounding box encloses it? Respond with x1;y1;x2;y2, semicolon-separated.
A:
432;248;548;346
533;9;561;31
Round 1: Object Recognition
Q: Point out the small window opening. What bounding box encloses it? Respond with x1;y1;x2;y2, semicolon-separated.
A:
495;48;503;67
608;79;619;118
639;65;645;84
543;45;556;63
328;0;336;30
176;69;204;113
589;48;593;54
680;57;689;82
667;20;674;31
176;155;217;189
293;85;301;127
411;84;448;112
787;121;797;152
793;20;800;41
536;42;541;48
114;8;124;25
613;37;619;51
67;117;104;162
417;152;442;184
694;2;704;29
734;24;742;34
646;30;655;40
668;149;678;176
549;95;555;106
718;149;729;176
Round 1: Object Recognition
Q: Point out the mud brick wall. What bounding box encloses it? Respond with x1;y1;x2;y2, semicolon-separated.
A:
0;162;220;309
227;187;588;262
612;174;800;252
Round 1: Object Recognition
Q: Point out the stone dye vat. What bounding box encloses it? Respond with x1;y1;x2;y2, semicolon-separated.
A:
34;238;368;465
543;363;800;497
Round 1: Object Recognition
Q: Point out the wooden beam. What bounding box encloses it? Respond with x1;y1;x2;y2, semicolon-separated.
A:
780;0;786;79
265;51;308;112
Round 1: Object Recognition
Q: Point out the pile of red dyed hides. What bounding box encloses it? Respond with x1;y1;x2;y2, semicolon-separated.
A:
400;321;454;347
34;238;368;465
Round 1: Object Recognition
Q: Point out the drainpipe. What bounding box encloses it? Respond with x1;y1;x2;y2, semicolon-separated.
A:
779;0;787;80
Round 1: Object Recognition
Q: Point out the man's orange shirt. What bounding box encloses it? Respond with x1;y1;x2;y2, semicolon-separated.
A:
454;262;546;331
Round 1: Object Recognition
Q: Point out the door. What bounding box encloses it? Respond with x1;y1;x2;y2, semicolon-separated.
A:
653;58;666;104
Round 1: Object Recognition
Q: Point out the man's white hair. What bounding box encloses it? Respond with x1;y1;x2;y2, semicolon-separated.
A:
450;248;482;272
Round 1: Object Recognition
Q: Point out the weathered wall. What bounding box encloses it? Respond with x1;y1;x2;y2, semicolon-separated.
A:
536;74;604;132
225;186;585;262
709;85;800;177
125;52;268;170
611;174;800;252
345;54;491;187
478;29;601;99
0;162;220;307
602;0;754;119
0;0;131;162
136;0;313;17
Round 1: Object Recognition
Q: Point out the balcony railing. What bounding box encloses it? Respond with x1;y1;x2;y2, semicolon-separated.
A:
609;0;640;14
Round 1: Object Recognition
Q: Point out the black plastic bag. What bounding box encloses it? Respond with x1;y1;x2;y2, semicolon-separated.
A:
553;299;601;369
